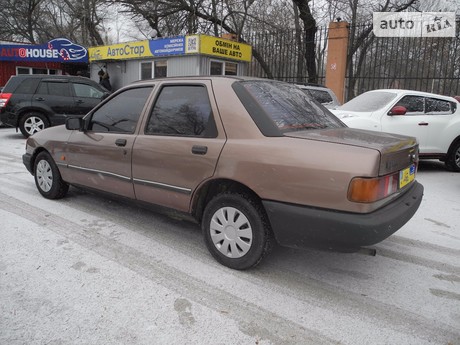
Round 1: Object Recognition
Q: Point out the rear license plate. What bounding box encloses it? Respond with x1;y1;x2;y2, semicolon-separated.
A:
399;164;415;189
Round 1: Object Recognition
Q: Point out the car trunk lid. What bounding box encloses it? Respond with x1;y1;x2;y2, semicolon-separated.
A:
285;128;419;175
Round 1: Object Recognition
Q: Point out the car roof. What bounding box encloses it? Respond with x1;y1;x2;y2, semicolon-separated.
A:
363;89;455;101
296;83;330;90
129;75;283;86
10;74;88;81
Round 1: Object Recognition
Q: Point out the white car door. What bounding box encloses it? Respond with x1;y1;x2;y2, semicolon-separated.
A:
422;97;456;153
380;95;429;152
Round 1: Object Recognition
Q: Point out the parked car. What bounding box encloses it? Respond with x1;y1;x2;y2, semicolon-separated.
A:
332;89;460;171
23;77;423;270
296;83;341;109
0;74;110;137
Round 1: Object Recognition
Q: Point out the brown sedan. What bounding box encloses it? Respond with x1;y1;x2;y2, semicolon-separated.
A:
23;76;423;269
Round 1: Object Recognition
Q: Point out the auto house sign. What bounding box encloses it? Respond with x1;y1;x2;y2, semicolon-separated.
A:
0;38;88;63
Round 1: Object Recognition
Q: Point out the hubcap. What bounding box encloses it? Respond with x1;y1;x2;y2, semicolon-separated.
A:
36;160;53;192
25;116;45;135
210;207;253;258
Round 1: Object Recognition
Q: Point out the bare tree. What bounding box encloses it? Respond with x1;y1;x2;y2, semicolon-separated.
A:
0;0;108;45
292;0;317;83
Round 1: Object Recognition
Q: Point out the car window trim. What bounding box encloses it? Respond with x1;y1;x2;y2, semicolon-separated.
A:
144;82;218;138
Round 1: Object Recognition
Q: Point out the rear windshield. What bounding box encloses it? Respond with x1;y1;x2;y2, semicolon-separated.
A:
237;81;344;134
339;91;397;112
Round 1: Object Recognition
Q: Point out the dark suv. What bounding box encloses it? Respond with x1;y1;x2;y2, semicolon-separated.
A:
0;75;109;137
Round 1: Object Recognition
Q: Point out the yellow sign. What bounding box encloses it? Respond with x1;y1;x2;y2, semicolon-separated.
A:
88;35;252;62
88;40;151;62
191;35;252;62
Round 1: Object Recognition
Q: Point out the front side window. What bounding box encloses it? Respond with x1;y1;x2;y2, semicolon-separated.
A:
73;83;105;98
89;87;153;133
36;81;71;97
145;85;216;137
395;95;424;114
236;81;343;134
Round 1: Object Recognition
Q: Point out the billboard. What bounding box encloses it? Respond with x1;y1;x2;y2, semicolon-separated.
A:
89;37;186;62
89;34;252;63
0;38;88;63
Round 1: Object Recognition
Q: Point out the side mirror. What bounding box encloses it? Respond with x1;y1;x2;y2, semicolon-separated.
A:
66;117;83;131
388;106;407;116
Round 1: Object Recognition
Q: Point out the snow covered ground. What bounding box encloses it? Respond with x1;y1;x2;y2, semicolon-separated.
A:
0;127;459;345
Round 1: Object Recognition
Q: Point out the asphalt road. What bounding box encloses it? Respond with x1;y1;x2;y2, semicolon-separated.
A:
0;127;459;345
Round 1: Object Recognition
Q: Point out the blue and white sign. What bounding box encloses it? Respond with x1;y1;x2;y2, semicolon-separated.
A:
148;36;185;56
0;38;88;62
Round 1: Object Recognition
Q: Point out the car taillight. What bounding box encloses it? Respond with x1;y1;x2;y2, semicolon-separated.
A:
0;93;12;108
348;172;400;203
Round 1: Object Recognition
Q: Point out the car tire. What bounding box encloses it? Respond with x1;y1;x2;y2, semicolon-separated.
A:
34;151;69;199
202;192;273;270
19;112;49;138
445;140;460;172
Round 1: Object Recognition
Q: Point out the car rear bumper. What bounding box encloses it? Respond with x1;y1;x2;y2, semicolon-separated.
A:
0;111;17;127
262;181;424;252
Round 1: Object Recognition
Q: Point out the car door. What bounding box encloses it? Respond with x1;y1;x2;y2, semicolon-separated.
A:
422;97;456;153
380;95;429;151
71;81;107;115
132;81;226;212
34;79;74;125
64;86;154;198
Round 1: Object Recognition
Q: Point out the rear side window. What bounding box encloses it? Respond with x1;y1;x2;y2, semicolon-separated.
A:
89;87;152;133
307;89;333;104
36;81;71;97
14;78;40;94
72;83;104;98
425;98;453;114
145;85;216;137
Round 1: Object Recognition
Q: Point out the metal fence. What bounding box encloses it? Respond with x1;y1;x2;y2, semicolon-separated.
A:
245;26;329;85
347;20;460;101
246;20;460;102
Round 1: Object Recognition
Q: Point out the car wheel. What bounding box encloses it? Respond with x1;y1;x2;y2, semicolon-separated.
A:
445;140;460;172
202;192;273;270
19;112;49;138
34;151;69;199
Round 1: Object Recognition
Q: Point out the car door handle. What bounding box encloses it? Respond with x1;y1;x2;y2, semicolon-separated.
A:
115;139;127;147
35;97;45;101
192;145;208;155
418;122;429;126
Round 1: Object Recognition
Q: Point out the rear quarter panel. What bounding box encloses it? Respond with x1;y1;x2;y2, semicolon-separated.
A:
215;136;380;213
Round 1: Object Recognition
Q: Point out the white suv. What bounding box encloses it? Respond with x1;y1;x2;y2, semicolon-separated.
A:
332;89;460;171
